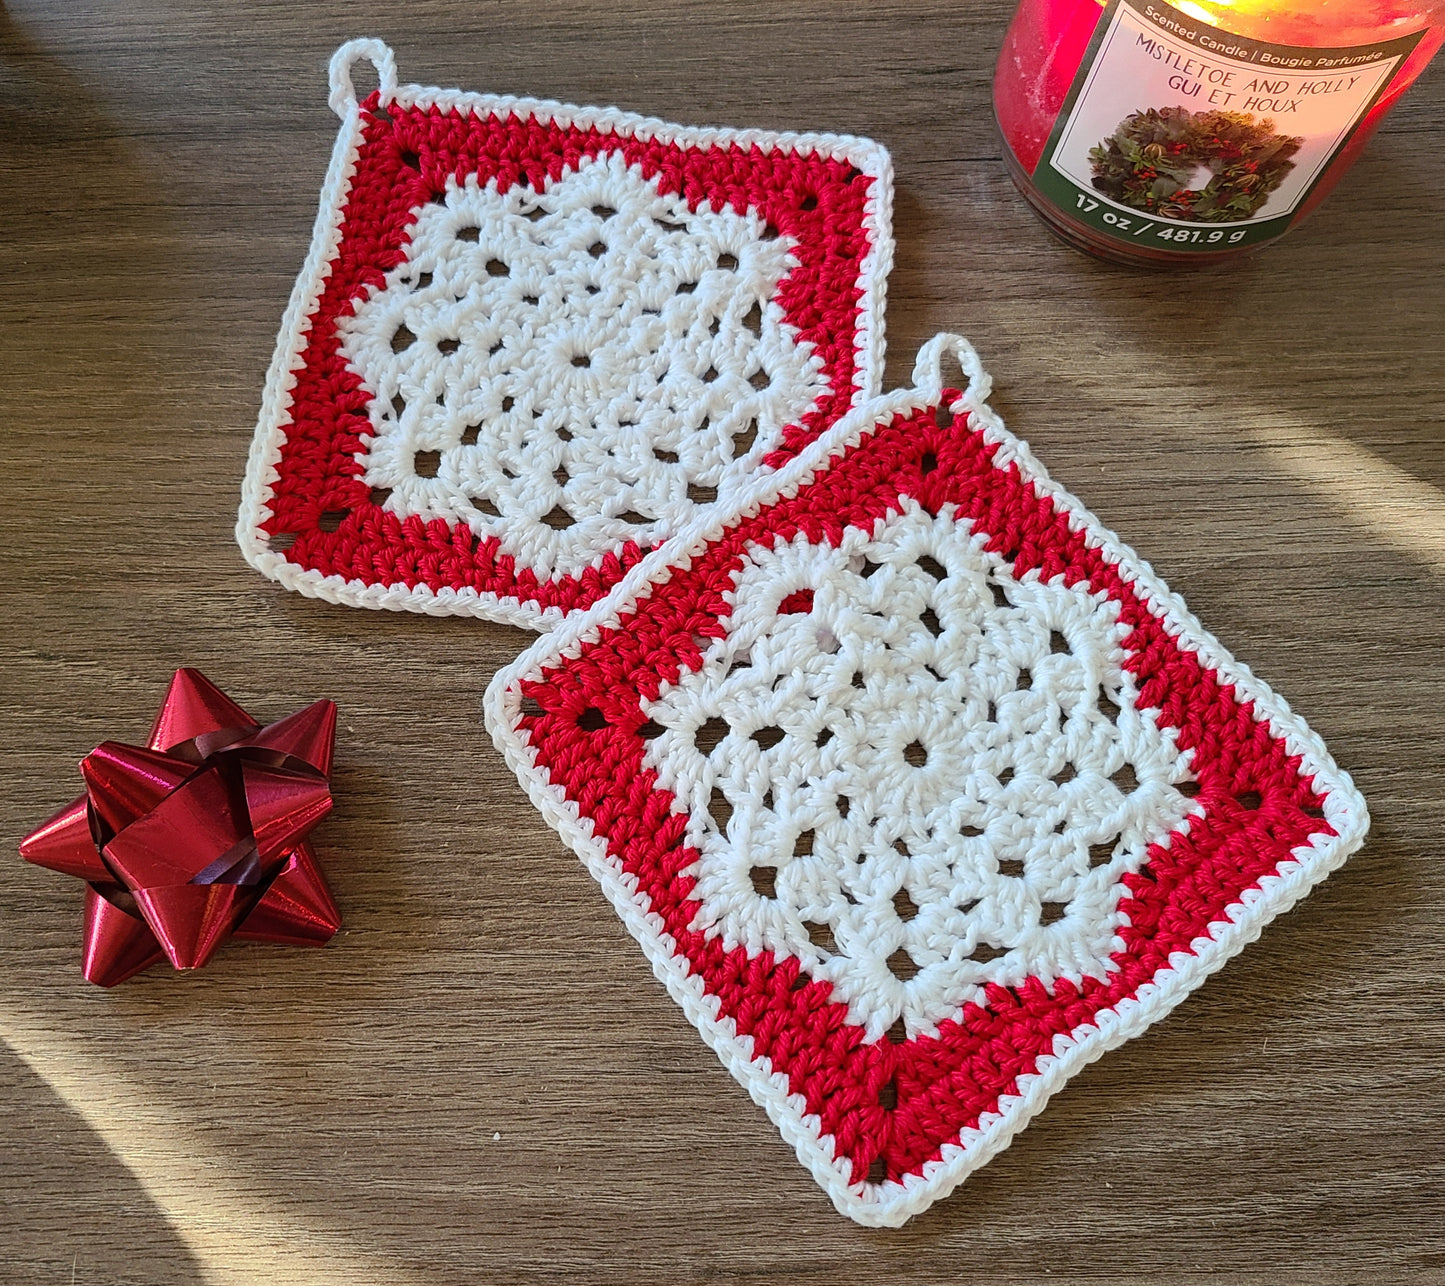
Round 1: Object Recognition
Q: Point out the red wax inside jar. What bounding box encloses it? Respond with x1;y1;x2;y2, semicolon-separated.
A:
995;0;1106;174
994;0;1445;263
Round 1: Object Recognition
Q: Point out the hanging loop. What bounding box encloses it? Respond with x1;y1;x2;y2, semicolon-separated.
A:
911;333;993;409
328;38;398;119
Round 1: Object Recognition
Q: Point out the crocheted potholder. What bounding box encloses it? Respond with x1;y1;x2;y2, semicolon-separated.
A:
486;335;1368;1226
238;39;893;629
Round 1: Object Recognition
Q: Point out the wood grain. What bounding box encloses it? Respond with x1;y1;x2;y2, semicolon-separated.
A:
2;3;1443;1282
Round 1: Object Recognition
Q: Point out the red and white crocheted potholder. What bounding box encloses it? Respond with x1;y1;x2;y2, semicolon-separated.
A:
486;335;1369;1226
238;39;893;629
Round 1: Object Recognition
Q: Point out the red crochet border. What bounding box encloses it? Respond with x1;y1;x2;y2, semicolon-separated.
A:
264;96;880;616
512;398;1334;1186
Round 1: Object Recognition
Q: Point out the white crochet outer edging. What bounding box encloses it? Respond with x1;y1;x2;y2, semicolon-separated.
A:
236;38;895;632
484;333;1370;1227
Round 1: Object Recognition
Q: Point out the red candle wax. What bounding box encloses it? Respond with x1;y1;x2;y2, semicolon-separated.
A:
996;0;1106;174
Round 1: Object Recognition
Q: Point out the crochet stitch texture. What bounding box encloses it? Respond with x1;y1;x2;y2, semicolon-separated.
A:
486;335;1369;1226
238;40;893;629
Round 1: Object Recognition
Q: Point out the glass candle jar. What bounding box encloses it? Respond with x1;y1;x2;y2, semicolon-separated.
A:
994;0;1445;265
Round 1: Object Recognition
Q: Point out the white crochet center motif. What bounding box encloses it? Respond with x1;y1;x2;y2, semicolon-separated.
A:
642;504;1201;1042
339;152;827;578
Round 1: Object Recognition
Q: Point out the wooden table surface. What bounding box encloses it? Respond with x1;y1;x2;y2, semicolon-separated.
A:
4;2;1443;1282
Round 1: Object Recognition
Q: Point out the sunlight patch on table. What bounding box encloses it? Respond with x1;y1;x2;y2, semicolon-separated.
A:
0;1003;422;1286
1247;414;1445;576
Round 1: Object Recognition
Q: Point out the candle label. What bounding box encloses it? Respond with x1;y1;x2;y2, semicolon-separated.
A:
1033;0;1423;251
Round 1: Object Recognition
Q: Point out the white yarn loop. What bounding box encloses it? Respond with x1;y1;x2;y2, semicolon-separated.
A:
911;331;993;412
328;38;399;119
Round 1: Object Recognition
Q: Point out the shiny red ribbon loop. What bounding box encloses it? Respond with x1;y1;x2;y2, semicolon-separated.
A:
20;669;342;986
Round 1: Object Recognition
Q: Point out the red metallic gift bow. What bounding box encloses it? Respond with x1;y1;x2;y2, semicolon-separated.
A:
20;669;342;986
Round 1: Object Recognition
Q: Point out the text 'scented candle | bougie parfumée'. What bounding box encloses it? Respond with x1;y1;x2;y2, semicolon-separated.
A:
994;0;1444;265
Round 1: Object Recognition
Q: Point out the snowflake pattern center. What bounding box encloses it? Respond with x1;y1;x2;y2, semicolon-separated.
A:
643;505;1201;1041
339;152;827;578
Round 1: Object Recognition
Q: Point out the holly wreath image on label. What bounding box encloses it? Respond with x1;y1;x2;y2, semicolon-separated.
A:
1035;0;1422;250
1088;106;1302;223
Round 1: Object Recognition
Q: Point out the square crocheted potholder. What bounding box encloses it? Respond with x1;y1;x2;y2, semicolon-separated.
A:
238;39;893;629
486;334;1368;1226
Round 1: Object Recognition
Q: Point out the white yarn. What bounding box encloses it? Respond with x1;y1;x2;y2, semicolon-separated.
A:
339;153;826;579
643;503;1198;1042
328;38;398;118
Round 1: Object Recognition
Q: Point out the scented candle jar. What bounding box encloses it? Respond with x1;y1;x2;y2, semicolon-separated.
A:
994;0;1445;265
